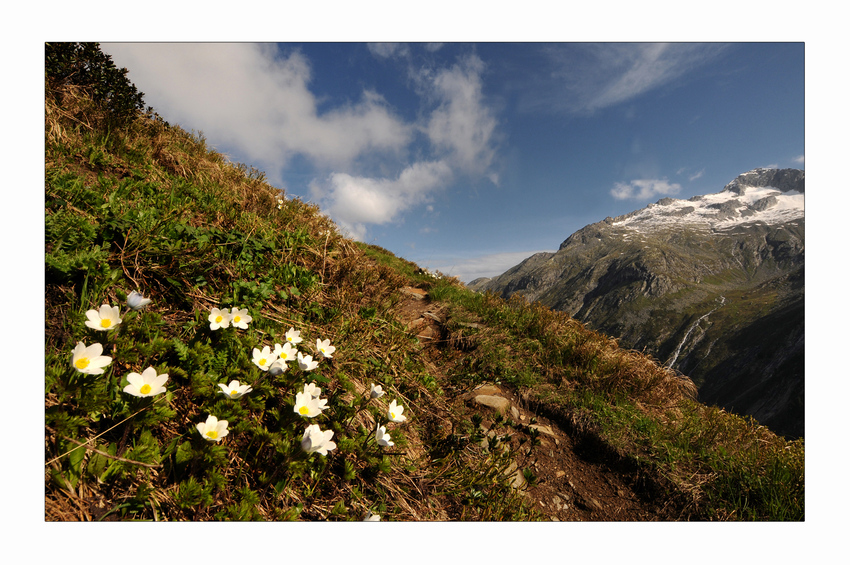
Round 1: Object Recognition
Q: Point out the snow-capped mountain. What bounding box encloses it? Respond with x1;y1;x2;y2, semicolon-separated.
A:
609;167;804;233
470;168;804;439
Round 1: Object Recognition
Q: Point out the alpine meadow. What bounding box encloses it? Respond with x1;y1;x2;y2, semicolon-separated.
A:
44;43;803;522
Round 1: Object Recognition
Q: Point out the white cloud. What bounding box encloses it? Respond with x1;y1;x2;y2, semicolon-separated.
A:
611;178;682;200
101;43;411;171
689;168;705;181
421;55;499;178
310;160;453;240
793;155;805;164
526;43;729;115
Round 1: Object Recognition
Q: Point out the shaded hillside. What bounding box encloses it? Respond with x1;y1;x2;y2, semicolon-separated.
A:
44;44;803;522
472;170;804;439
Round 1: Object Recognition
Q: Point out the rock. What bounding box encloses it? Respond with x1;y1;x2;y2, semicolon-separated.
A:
472;394;511;415
400;287;428;300
528;424;555;437
511;470;526;490
423;311;444;323
473;384;502;397
416;325;440;341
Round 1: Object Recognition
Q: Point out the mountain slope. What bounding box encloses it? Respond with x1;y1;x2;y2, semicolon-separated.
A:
472;169;804;438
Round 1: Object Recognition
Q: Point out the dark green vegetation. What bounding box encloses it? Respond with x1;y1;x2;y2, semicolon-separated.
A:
44;44;803;521
46;42;146;128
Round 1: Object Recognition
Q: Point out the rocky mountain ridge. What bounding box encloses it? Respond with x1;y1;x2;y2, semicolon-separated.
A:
470;168;804;438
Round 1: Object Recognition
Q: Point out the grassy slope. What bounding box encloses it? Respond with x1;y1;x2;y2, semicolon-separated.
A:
44;86;804;521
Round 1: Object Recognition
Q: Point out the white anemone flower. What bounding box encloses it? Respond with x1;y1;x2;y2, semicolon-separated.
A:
388;399;407;423
297;351;319;371
85;304;122;331
196;415;229;442
363;511;381;521
301;424;336;456
316;338;336;359
273;341;298;363
252;346;278;371
230;307;252;329
218;380;253;399
370;383;385;399
303;382;322;398
268;359;288;376
285;327;303;345
208;307;232;330
123;367;169;397
127;290;152;311
71;341;112;375
376;425;394;447
294;391;327;417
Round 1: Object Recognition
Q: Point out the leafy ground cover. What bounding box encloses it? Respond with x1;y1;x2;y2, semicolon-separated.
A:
44;58;803;522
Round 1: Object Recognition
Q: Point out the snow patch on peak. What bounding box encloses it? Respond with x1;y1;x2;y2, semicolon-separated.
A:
611;182;804;233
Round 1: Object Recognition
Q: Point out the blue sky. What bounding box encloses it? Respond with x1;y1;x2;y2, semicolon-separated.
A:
102;42;803;282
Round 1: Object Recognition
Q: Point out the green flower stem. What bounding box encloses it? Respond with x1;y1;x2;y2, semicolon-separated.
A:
359;420;383;452
305;456;330;498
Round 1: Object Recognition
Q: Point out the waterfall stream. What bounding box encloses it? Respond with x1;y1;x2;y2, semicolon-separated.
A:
666;296;726;369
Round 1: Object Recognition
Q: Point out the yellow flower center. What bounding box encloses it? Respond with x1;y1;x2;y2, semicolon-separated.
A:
259;358;268;366
100;318;112;328
139;384;152;395
391;411;397;419
233;316;241;323
299;405;310;415
230;390;239;396
206;430;218;439
215;315;223;323
74;357;90;369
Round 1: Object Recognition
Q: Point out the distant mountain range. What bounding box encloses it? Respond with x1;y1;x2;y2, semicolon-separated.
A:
469;168;804;438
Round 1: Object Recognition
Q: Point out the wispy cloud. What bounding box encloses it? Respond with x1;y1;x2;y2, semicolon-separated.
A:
792;155;805;165
421;55;499;179
688;168;705;181
523;43;729;115
611;178;682;200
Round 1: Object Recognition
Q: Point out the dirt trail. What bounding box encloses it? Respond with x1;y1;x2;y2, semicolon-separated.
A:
395;286;688;521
